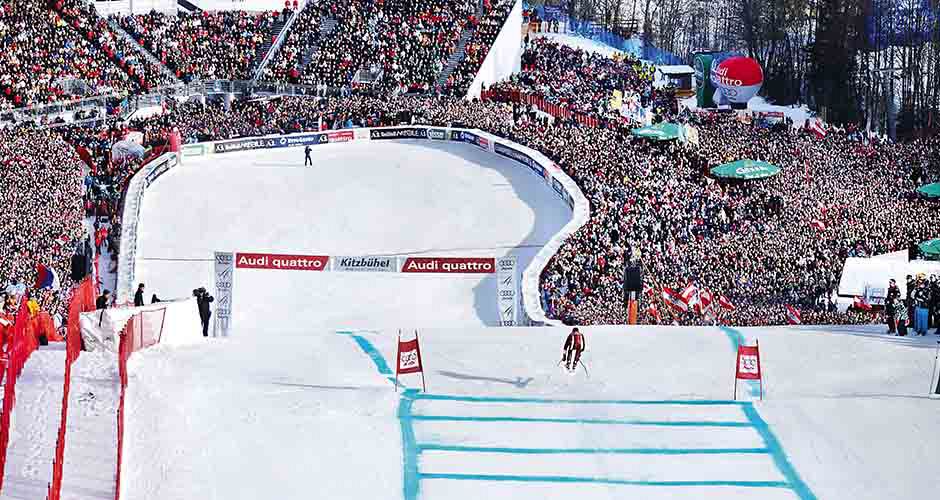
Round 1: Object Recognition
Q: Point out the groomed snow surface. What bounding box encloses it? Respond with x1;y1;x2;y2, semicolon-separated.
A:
10;138;929;500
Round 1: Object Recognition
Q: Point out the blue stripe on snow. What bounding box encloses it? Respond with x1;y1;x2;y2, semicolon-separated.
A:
413;393;745;405
411;415;752;427
418;444;770;455
398;391;420;500
419;473;790;488
336;330;393;375
743;404;818;500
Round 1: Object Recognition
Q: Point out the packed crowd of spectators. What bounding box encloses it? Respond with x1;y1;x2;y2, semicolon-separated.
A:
0;0;144;109
52;0;176;90
262;2;321;83
266;0;475;94
490;38;655;118
443;0;514;95
0;126;87;317
117;10;279;82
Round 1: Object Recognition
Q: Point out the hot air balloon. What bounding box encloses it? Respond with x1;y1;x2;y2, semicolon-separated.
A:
710;56;763;108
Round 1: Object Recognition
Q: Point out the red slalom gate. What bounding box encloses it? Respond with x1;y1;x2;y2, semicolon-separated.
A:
733;341;763;400
395;330;427;392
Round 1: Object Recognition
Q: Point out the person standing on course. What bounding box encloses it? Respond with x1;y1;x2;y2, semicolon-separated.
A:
134;283;146;307
562;327;586;371
885;279;900;334
304;145;312;167
194;287;214;337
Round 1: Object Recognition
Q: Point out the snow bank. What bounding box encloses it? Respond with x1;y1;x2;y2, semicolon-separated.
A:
79;298;203;353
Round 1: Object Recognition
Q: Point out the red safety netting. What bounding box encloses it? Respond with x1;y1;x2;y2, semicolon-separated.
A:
46;279;97;500
115;307;166;500
0;296;39;494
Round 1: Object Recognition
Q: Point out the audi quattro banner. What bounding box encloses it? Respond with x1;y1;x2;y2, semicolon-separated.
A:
452;130;489;150
235;252;329;271
400;257;495;273
494;142;545;178
331;255;396;272
369;128;429;140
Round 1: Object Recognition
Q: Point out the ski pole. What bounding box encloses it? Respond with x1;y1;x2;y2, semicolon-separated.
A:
579;359;590;379
931;341;940;395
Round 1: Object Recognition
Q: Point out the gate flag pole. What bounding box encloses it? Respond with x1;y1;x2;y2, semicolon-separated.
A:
415;329;427;392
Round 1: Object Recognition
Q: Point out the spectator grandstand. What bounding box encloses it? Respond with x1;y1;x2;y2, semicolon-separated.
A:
0;0;936;329
117;9;279;82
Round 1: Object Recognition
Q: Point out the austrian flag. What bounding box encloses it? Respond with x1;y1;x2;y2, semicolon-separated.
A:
718;295;735;311
785;305;802;325
662;287;688;312
853;296;872;311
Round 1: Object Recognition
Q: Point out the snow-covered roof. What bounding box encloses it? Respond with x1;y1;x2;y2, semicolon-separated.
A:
657;65;695;75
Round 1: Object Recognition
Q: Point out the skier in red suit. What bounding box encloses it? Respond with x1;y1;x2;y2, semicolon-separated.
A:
562;327;585;371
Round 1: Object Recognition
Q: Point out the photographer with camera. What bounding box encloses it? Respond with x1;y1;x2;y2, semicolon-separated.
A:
193;287;214;337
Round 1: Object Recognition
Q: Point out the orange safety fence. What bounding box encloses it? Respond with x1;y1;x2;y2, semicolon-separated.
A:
46;278;97;500
0;296;40;494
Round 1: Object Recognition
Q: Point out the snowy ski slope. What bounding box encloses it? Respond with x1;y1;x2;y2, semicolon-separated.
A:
117;139;940;500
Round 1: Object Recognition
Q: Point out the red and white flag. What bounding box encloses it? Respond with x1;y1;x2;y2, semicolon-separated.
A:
718;295;735;311
810;219;826;231
643;283;655;297
699;290;713;309
808;119;827;139
853;296;872;311
679;284;699;305
662;287;688;313
646;303;661;323
785;305;802;325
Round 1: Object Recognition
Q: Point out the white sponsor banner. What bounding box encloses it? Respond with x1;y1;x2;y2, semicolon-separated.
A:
331;255;397;272
496;255;518;326
214;252;234;337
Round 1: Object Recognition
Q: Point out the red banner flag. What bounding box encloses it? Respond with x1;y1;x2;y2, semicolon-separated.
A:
662;287;688;313
718;295;735;311
395;330;427;391
785;305;802;325
734;342;763;400
853;296;872;311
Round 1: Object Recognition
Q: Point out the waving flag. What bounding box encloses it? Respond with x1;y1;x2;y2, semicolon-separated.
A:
785;305;802;325
810;219;827;231
646;304;661;323
34;263;60;291
679;283;699;306
853;296;872;311
662;287;688;313
695;290;714;315
718;295;735;311
808;118;827;139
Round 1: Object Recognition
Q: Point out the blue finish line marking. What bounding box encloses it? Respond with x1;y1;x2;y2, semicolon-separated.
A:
411;415;752;427
336;330;817;500
419;473;791;488
418;444;771;455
